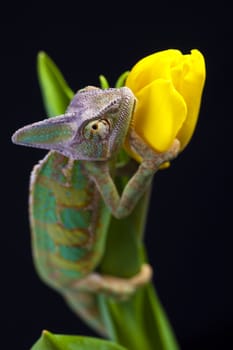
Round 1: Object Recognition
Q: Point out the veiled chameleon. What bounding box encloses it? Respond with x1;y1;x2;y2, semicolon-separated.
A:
12;86;179;333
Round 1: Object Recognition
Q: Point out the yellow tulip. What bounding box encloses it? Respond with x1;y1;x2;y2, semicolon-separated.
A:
125;49;206;159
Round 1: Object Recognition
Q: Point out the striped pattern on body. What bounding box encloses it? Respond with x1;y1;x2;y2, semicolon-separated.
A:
29;150;111;291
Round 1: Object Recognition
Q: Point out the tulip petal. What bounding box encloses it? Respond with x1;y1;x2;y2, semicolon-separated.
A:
176;49;206;150
133;79;187;152
126;50;183;94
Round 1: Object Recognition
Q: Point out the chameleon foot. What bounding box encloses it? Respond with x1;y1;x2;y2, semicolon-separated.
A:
128;129;180;168
71;263;153;300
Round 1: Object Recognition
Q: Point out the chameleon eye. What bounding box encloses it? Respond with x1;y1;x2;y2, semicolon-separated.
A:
83;119;111;140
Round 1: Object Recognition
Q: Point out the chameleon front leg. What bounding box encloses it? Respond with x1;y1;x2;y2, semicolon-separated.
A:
68;133;178;301
86;130;180;219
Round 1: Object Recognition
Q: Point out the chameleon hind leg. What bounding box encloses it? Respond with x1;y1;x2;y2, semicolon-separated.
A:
69;263;152;299
63;264;152;336
63;290;108;336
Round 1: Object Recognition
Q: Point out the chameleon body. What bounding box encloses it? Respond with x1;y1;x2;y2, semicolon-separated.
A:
30;150;115;334
12;86;179;333
30;151;110;290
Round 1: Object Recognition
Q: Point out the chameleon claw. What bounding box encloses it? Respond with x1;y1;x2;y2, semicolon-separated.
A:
166;138;180;160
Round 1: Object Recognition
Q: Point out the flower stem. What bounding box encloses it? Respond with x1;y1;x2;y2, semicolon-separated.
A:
99;180;180;349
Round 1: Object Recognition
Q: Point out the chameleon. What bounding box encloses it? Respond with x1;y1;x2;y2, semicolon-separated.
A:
12;85;180;334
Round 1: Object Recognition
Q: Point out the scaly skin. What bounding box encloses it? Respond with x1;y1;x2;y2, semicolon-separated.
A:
30;151;111;290
30;151;112;333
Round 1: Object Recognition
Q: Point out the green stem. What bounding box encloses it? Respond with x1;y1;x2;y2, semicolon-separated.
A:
99;182;180;350
99;184;151;277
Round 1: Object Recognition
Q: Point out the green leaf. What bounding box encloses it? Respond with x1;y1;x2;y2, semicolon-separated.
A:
31;330;127;350
142;284;179;350
114;71;129;88
37;51;74;117
99;75;110;89
98;284;179;350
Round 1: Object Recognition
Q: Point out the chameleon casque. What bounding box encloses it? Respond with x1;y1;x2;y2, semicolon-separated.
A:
12;86;179;334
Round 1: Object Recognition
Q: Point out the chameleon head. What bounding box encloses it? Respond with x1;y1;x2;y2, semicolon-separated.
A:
12;86;136;161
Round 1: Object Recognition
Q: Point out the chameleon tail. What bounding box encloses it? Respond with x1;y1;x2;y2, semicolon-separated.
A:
63;290;108;336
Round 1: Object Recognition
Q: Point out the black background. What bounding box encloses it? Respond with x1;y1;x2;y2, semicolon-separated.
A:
1;3;232;349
